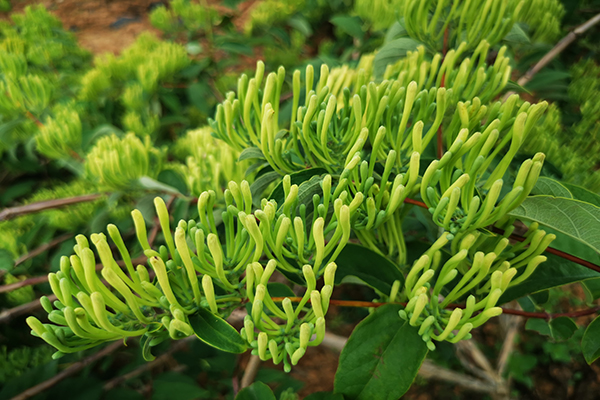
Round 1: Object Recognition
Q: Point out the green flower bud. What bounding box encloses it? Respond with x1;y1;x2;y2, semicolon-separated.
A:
257;332;268;360
244;315;255;343
310;290;324;319
202;275;218;313
291;347;306;365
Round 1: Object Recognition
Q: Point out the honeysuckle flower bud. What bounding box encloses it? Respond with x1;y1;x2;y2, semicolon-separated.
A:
409;293;428;326
202;275;218;314
312;218;325;272
410;269;435;298
448;323;474;343
154;197;176;259
269;339;281;363
310;290;324;319
470;307;503;328
418;315;436;336
299;323;311;349
244;214;264;263
169;319;194;338
291;347;306;365
175;227;202;305
149;256;183;310
257;332;268;360
251;298;263;326
244;316;255;343
321;285;333;314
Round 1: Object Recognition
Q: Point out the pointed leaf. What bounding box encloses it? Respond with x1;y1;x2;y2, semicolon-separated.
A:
304;392;345;400
238;147;266;162
188;307;247;353
334;243;404;294
250;171;281;205
235;382;276;400
334;304;428;400
582;315;600;364
137;176;185;197
374;38;423;78
561;183;600;207
531;177;572;198
509;196;600;254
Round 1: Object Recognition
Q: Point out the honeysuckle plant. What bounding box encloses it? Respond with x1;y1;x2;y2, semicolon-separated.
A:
16;0;600;399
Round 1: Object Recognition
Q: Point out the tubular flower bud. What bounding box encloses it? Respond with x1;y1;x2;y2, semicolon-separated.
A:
257;332;268;360
202;275;218;313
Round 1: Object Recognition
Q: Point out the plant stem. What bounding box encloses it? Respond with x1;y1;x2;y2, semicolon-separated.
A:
11;341;123;400
270;297;600;320
0;194;103;222
14;233;73;266
516;12;600;87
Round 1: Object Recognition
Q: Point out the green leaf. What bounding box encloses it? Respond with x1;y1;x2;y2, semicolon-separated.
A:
137;176;186;197
525;318;551;337
499;254;600;304
238;147;266;162
268;168;328;207
288;15;312;36
152;372;209;400
304;392;345;400
267;282;295;298
0;249;14;271
187;81;211;114
250;171;281;206
188;307;247;354
503;23;530;44
550;317;577;341
582;278;600;302
561;182;600;207
509;196;600;254
334;304;428;400
582;315;600;364
335;243;404;294
235;381;276;400
531;177;573;198
157;169;189;195
330;15;364;40
384;20;407;42
373;38;422;78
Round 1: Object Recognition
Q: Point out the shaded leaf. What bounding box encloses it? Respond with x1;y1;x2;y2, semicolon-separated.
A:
503;23;530;43
582;315;600;364
335;243;404;294
250;171;281;206
238;147;265;162
550;317;577;341
384;19;407;42
331;15;364;40
582;278;600;302
235;381;276;400
138;176;185;197
562;182;600;207
189;308;247;353
525;318;551;337
509;196;600;254
305;392;345;400
374;38;422;78
153;372;209;400
334;304;428;400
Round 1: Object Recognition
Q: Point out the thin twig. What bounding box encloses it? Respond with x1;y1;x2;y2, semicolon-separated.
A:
497;312;522;377
0;294;57;324
240;355;261;388
14;233;73;266
11;341;123;400
0;194;103;222
103;337;194;391
269;297;600;320
516;13;600;88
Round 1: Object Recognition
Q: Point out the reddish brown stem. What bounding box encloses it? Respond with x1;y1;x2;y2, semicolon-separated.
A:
14;233;73;267
270;297;600;320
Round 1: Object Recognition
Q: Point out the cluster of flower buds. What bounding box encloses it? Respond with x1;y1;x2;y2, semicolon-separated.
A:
79;33;189;101
242;260;336;372
210;61;450;174
403;0;524;51
519;0;564;42
399;222;554;350
420;96;548;234
172;127;249;198
35;105;82;160
382;41;511;104
354;0;405;31
0;74;52;115
85;133;165;190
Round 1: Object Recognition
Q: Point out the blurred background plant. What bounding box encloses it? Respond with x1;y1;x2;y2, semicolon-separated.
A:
0;0;600;399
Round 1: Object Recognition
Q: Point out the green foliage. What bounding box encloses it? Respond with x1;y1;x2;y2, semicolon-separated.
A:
0;345;54;383
1;0;599;398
